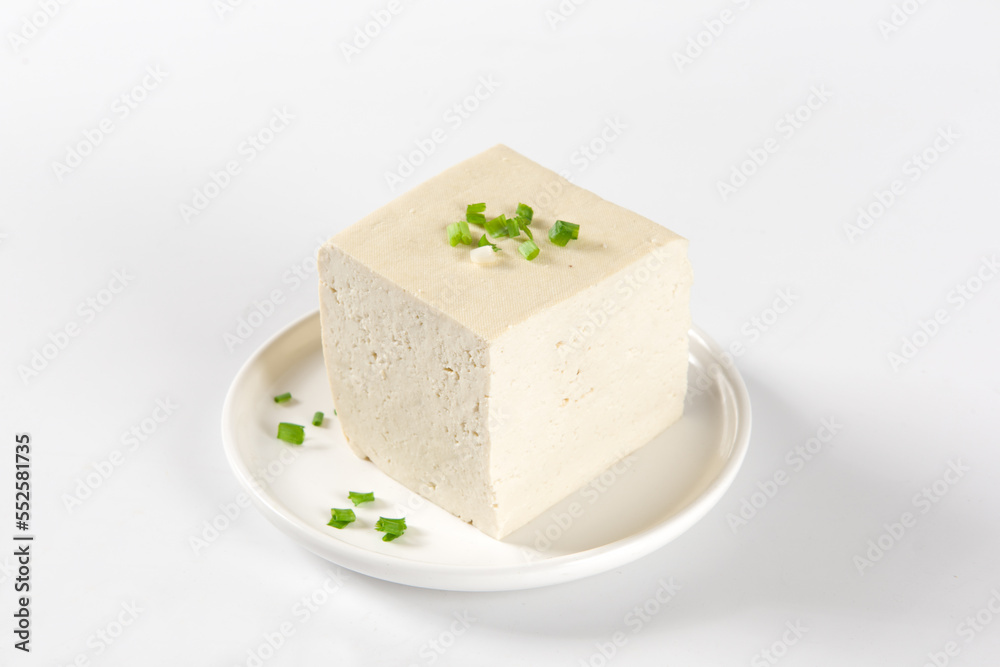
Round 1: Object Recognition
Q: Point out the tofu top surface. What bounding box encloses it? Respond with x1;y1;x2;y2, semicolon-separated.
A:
328;144;686;340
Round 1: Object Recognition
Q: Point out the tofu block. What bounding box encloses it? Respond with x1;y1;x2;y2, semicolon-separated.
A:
318;145;692;539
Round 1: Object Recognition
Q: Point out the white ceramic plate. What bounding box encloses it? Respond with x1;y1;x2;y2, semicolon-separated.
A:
222;310;751;591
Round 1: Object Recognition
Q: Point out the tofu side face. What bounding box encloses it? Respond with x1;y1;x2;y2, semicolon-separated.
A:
318;245;498;535
488;238;692;537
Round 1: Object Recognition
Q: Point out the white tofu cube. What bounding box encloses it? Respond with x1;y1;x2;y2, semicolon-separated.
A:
318;145;692;539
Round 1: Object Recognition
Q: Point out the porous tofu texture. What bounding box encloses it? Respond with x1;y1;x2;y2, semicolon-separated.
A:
318;145;692;539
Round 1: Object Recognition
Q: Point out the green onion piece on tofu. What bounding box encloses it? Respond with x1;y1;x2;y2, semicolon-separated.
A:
311;411;324;426
447;222;462;247
484;214;507;237
375;516;407;541
273;392;292;403
517;217;534;240
276;422;305;445
548;220;580;246
349;491;375;506
516;203;533;223
519;239;540;261
506;217;520;239
466;203;487;226
447;221;472;247
333;409;337;416
327;508;356;529
548;225;571;246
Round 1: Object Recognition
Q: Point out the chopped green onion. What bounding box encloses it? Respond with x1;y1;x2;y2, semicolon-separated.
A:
349;491;375;506
519;239;540;261
375;516;407;541
458;220;472;244
447;222;462;247
447;221;473;247
517;217;534;240
484;214;507;237
327;508;356;529
548;220;580;246
478;234;498;250
466;203;487;226
311;411;324;426
516;203;533;223
276;422;305;445
560;220;580;239
506;217;520;239
548;226;571;246
333;409;337;416
273;392;292;403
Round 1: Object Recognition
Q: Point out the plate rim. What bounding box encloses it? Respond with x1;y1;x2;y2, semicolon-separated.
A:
221;308;752;591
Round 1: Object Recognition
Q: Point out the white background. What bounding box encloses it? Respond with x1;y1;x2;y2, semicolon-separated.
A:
2;0;999;665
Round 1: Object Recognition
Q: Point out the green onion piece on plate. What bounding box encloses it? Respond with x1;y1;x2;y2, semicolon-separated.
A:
327;508;356;529
273;392;292;403
349;491;375;506
311;411;324;426
516;203;533;223
276;422;305;445
519;239;540;261
375;516;407;541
